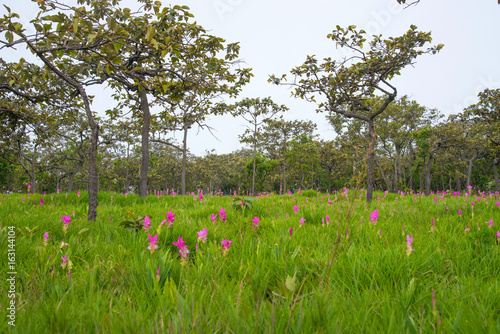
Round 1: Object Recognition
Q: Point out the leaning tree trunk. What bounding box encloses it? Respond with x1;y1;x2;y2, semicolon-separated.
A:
465;159;473;191
493;157;499;193
376;159;391;191
27;40;99;220
366;120;376;202
139;89;151;198
181;123;189;195
252;122;257;195
425;154;434;196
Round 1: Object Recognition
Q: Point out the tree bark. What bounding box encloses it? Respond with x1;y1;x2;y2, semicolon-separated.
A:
493;157;499;192
394;145;400;192
376;159;391;191
252;121;257;195
181;122;189;195
25;39;99;220
366;120;376;202
139;89;151;198
425;155;434;196
466;159;473;190
408;142;414;190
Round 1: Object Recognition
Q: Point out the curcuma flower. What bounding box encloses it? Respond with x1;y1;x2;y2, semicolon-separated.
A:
299;217;306;226
43;232;49;246
61;254;69;269
143;216;152;231
210;213;217;224
197;228;208;242
218;208;227;222
221;239;232;256
370;210;379;224
146;234;159;254
486;219;493;228
406;234;415;256
173;237;190;263
61;215;71;234
166;211;177;226
293;205;299;214
252;217;260;228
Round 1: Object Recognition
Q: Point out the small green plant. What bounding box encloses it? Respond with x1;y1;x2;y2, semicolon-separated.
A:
119;211;149;232
232;196;256;211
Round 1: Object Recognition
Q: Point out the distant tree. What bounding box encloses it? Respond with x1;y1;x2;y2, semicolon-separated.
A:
260;117;317;193
271;25;443;202
231;97;287;195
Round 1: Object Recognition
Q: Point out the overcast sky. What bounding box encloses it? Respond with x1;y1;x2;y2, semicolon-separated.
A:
2;0;500;155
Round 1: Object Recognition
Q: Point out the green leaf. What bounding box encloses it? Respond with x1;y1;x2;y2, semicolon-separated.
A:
78;228;89;235
73;17;79;33
146;25;154;41
285;271;297;292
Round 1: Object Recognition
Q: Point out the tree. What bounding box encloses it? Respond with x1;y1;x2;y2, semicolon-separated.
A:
271;25;443;202
468;88;500;191
0;0;123;219
158;41;252;195
260;116;317;193
231;97;287;195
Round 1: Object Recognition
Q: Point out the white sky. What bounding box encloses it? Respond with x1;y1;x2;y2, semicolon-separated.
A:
2;0;500;155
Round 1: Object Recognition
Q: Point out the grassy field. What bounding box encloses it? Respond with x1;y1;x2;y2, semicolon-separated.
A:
1;189;499;333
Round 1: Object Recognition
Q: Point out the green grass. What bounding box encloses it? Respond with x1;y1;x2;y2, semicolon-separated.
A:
1;190;499;333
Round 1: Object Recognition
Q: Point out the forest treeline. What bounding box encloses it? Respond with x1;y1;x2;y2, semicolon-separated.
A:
0;0;499;220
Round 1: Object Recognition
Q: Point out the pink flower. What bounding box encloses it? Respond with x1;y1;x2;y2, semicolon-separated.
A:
146;234;159;254
293;205;299;213
252;217;260;228
221;239;232;256
218;208;227;222
406;234;415;256
497;230;500;240
77;190;81;197
61;254;68;268
166;211;176;225
61;215;71;225
458;209;462;216
299;217;306;226
40;198;44;206
370;210;379;224
199;193;204;202
486;219;493;228
43;232;49;246
197;228;208;242
289;227;293;237
143;216;152;231
27;184;31;191
173;237;190;260
210;213;217;224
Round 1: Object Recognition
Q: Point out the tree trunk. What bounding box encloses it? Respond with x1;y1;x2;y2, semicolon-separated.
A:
419;170;423;192
181;123;189;195
376;159;391;191
466;159;473;190
493;157;499;192
408;142;414;190
252;121;257;195
27;40;98;220
425;155;434;196
366;120;376;202
394;146;400;192
328;169;332;193
139;89;151;198
283;161;287;193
